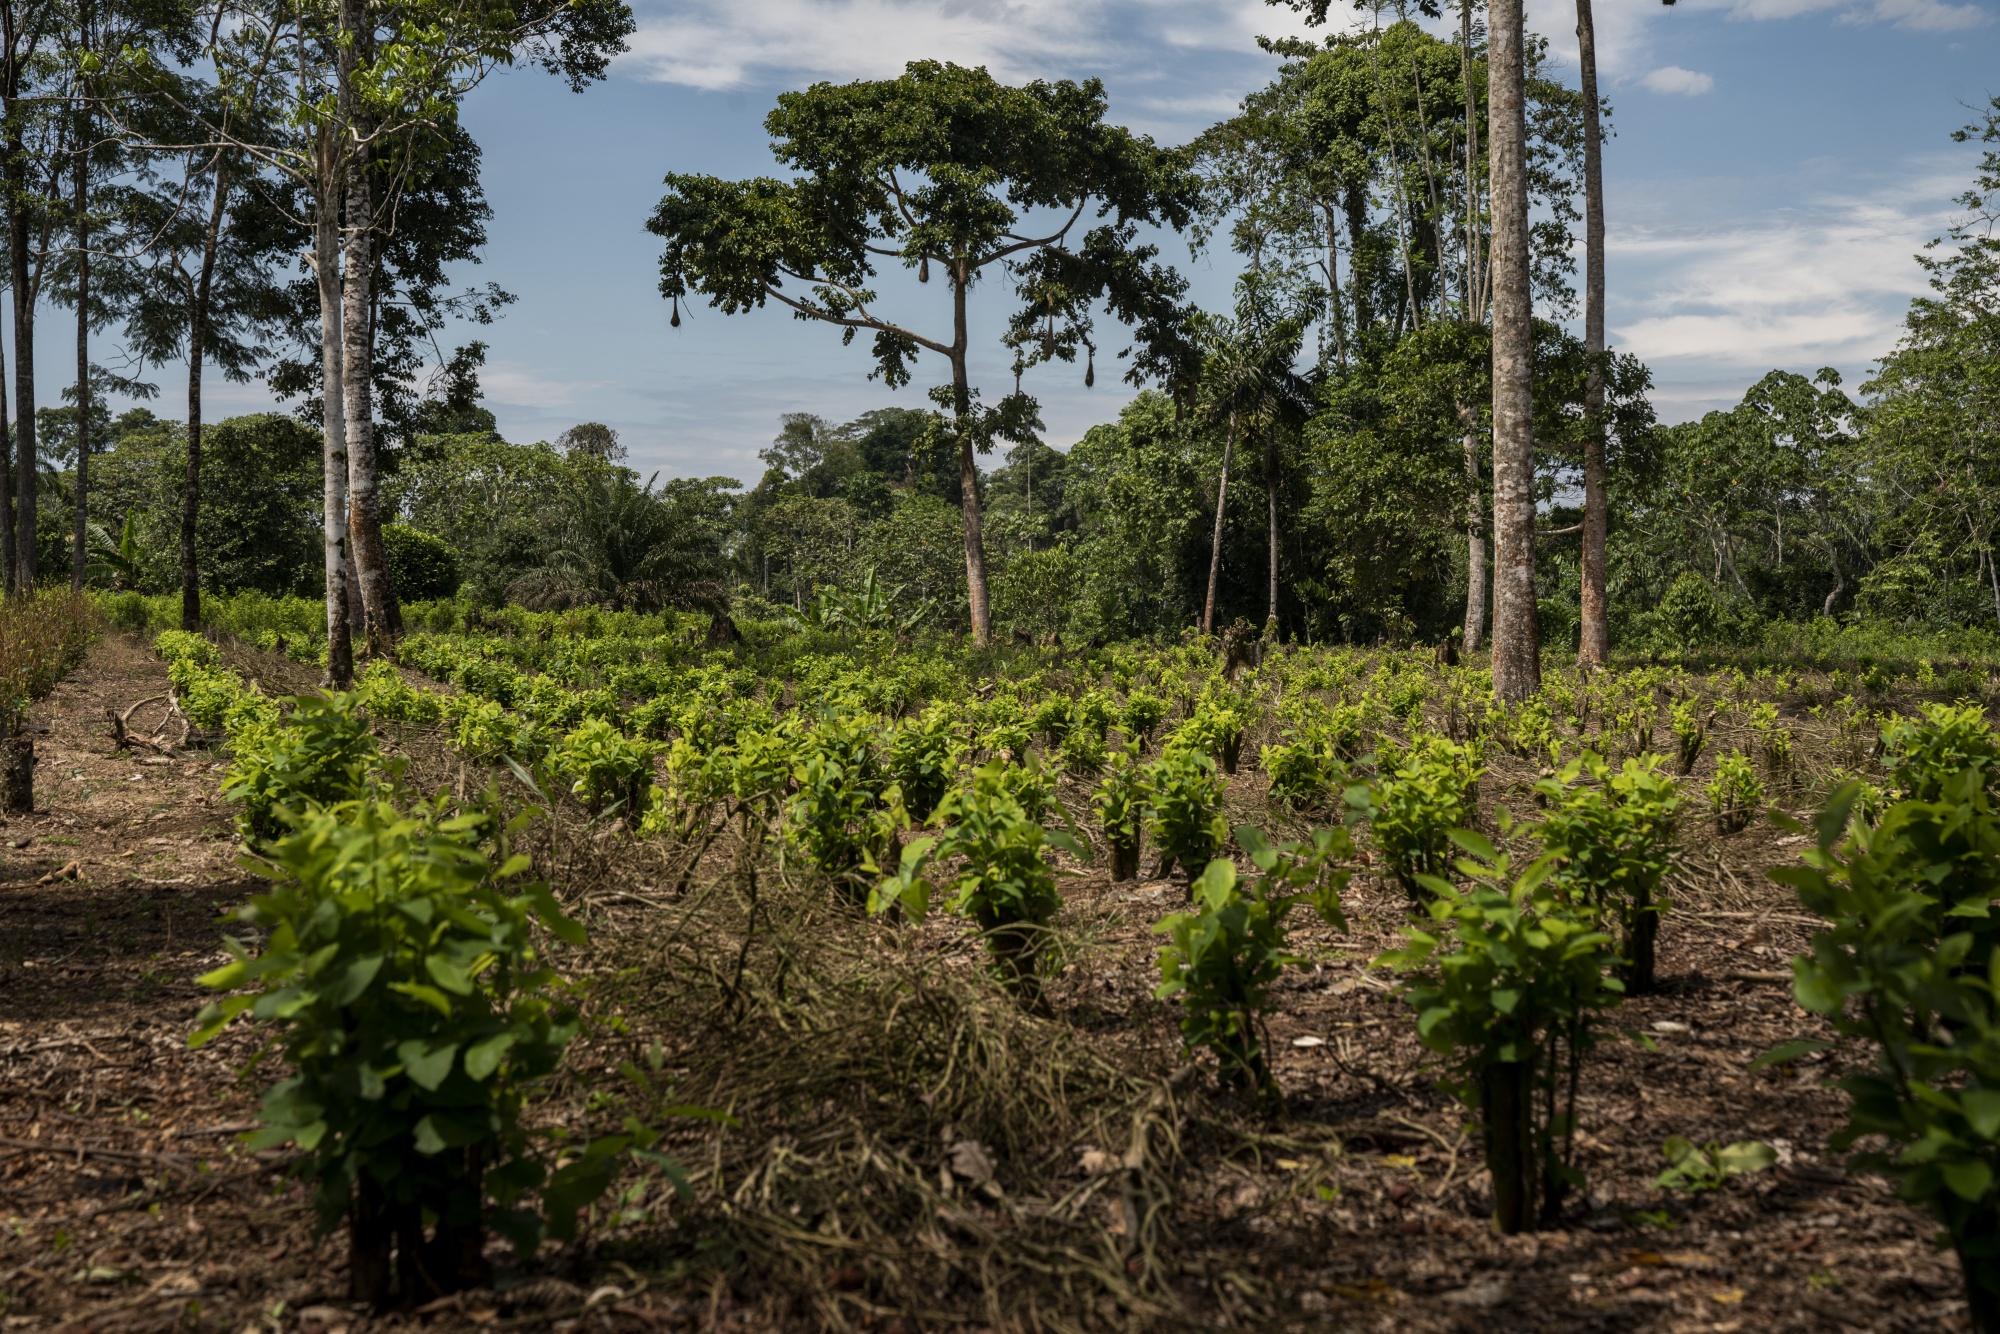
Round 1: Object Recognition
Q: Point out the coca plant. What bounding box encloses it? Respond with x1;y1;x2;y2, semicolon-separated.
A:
1778;747;2000;1328
192;796;659;1305
1382;819;1621;1232
871;760;1086;1005
1154;826;1350;1103
1092;741;1149;881
1536;752;1680;993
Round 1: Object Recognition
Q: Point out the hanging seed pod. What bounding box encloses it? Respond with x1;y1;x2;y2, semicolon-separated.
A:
919;257;930;283
1085;347;1095;388
670;295;682;329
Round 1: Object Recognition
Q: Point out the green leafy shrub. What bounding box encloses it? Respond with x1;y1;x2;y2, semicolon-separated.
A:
223;692;384;842
1261;733;1344;811
1882;702;2000;801
1706;750;1763;834
1359;734;1484;905
1670;699;1711;775
1537;753;1681;994
552;719;660;819
1655;1137;1775;1193
1058;725;1107;780
871;761;1082;1002
444;695;526;763
786;749;893;894
1145;748;1229;879
1119;690;1167;747
382;523;463;602
1154;826;1350;1101
1092;742;1149;881
886;703;961;821
1381;822;1622;1233
1777;781;2000;1331
355;661;444;725
1749;701;1794;784
191;797;638;1304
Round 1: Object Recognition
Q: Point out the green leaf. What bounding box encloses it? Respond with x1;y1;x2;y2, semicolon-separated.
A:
413;1116;447;1156
464;1033;516;1082
332;954;384;1005
388;981;455;1017
1962;1089;2000;1140
1943;1158;1993;1201
425;955;475;995
397;1041;458;1092
197;959;248;991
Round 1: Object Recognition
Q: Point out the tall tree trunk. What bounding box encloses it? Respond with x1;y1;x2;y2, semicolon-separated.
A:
338;0;395;648
1487;0;1539;703
0;264;12;595
1459;402;1486;652
1265;430;1279;635
183;159;229;632
1460;0;1485;322
8;114;35;595
1575;0;1609;668
1203;411;1236;636
342;128;396;646
70;86;87;592
313;162;353;688
951;264;991;644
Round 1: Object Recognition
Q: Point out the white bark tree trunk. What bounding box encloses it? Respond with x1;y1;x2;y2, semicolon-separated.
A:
1487;0;1540;702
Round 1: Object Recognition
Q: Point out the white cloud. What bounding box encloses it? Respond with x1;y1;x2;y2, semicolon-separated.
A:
1640;65;1716;95
1608;169;1959;397
615;0;1332;136
1706;0;1988;31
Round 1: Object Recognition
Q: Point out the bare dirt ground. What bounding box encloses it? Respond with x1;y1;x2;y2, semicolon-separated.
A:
0;635;1975;1334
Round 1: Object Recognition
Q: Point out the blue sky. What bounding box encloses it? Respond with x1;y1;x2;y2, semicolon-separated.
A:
144;0;2000;485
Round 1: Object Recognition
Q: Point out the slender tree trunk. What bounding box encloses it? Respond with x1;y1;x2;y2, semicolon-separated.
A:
183;160;229;632
1575;0;1609;668
1203;411;1236;636
0;271;12;595
1265;430;1279;635
1487;0;1539;703
8;116;35;595
951;265;991;644
1483;1058;1534;1234
70;93;87;591
341;126;396;647
313;166;353;688
1460;402;1486;652
1461;0;1485;322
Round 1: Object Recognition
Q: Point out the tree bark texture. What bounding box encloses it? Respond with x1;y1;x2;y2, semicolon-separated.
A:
1486;0;1539;703
70;81;87;592
1203;412;1236;636
314;163;353;688
951;266;992;644
341;124;397;646
1460;402;1486;653
1575;0;1609;667
1482;1058;1534;1234
183;161;229;631
1265;431;1279;635
8;115;35;594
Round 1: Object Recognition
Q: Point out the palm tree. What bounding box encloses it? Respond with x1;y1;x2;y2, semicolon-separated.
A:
1193;274;1320;636
511;468;726;614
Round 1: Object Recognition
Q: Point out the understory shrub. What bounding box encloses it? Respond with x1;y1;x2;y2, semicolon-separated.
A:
191;796;647;1307
1537;753;1681;993
1154;826;1350;1101
872;760;1083;1003
1092;742;1148;881
1360;734;1484;904
1778;769;2000;1332
1145;747;1228;880
1706;751;1763;834
1382;821;1622;1233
